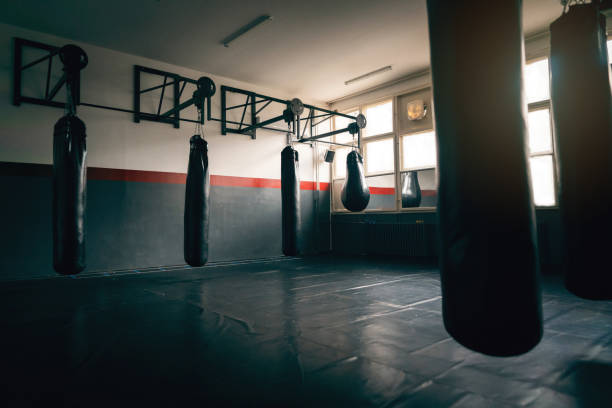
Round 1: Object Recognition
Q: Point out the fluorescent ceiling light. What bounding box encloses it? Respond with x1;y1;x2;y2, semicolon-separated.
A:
344;66;392;86
221;15;273;48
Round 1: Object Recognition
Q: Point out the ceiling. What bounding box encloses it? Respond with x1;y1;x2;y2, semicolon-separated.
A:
1;0;564;103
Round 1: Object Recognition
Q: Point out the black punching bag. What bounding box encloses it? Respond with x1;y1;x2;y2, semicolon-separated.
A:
550;4;612;300
184;135;210;267
401;171;422;208
341;150;370;212
53;115;87;274
281;145;300;256
427;0;542;356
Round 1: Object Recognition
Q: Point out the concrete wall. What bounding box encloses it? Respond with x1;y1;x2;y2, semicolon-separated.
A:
0;23;332;280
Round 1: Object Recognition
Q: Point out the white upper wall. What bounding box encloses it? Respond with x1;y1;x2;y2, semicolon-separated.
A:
0;23;331;182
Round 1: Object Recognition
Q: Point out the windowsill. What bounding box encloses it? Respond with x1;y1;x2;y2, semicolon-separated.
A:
332;207;437;215
331;206;559;215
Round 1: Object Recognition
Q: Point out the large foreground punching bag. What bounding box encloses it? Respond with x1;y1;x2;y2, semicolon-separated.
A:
341;151;370;212
281;145;300;256
53;115;87;274
550;4;612;300
427;0;542;356
184;135;210;267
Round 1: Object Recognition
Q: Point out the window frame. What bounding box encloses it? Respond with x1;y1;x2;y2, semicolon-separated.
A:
525;55;558;208
330;91;437;213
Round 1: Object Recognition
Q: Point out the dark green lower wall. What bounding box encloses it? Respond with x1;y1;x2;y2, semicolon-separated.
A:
331;209;563;273
0;174;330;280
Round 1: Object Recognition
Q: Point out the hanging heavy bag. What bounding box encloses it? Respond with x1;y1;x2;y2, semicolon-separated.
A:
53;45;88;275
427;0;542;356
550;3;612;300
341;150;370;212
184;135;210;267
53;114;87;274
401;171;422;208
281;145;301;256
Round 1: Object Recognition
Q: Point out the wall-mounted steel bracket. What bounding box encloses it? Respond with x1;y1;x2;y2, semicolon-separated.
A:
214;85;366;145
133;65;214;129
12;37;81;109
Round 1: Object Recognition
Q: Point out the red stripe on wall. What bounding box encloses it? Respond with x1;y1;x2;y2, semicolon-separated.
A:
369;187;395;195
88;167;187;184
0;162;432;195
0;162;333;192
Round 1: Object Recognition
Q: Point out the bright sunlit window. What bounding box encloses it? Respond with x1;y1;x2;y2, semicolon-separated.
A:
608;39;612;64
529;155;556;207
364;100;393;137
525;59;550;104
527;109;553;154
334;110;359;144
402;130;437;170
365;138;394;174
333;147;350;179
525;57;556;207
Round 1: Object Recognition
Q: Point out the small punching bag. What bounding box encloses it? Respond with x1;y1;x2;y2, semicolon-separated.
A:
550;3;612;300
184;135;210;267
427;0;542;356
401;171;422;208
341;150;370;212
281;145;300;256
53;45;88;275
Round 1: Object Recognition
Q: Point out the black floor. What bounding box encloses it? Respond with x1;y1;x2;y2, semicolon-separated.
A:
1;256;611;407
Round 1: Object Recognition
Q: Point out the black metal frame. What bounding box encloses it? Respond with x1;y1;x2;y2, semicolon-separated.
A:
216;85;361;147
133;65;211;129
13;37;80;109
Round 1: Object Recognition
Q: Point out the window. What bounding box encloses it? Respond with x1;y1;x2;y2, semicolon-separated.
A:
364;100;393;137
365;138;394;174
401;130;437;171
525;58;550;104
525;58;557;207
333;147;351;179
331;101;395;211
608;39;612;64
334;110;358;144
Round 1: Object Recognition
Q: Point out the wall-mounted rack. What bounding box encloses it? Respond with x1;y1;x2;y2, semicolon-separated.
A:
13;37;80;109
12;36;366;146
133;65;214;129
216;85;366;146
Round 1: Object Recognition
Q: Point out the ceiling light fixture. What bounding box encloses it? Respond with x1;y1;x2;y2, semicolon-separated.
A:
344;65;392;86
221;15;273;48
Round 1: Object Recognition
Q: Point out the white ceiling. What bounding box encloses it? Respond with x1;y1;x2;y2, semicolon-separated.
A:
1;0;563;103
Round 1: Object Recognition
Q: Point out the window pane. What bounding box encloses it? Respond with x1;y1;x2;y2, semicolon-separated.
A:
365;174;396;211
402;131;437;170
313;117;331;141
335;110;358;144
529;155;556;206
525;59;550;104
333;147;350;179
365;138;394;174
608;39;612;64
364;100;393;137
527;109;552;154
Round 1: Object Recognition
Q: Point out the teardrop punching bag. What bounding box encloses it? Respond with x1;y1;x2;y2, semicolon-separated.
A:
427;0;542;356
53;45;88;275
550;4;612;300
401;171;422;208
341;150;370;212
184;135;210;267
281;145;301;256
